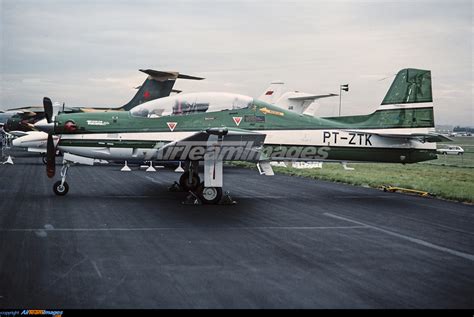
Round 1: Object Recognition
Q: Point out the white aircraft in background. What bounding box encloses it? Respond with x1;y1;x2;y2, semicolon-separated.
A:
258;81;338;114
259;82;338;169
12;131;58;154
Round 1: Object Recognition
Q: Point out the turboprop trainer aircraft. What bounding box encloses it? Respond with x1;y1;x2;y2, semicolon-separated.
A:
40;68;449;204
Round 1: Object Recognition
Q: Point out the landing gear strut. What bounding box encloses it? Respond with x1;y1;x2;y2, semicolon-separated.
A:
179;161;200;191
53;162;70;196
178;157;234;205
179;171;200;191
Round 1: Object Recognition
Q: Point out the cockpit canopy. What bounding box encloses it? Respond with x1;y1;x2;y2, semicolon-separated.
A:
130;92;254;118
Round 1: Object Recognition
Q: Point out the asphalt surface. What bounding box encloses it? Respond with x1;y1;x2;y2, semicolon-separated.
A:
0;151;473;308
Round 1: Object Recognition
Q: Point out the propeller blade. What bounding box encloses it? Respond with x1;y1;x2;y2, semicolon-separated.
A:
43;97;53;123
46;133;56;178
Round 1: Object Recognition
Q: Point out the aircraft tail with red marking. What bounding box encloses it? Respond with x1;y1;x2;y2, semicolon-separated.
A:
120;69;204;111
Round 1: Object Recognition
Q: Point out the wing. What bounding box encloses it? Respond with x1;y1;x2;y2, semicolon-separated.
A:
158;127;266;162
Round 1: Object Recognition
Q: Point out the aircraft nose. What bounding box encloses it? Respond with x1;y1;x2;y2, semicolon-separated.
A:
34;119;54;132
12;138;21;147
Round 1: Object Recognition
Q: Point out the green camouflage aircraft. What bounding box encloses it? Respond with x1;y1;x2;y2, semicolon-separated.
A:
41;68;449;204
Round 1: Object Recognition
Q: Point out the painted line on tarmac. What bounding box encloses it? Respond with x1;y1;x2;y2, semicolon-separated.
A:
91;260;103;279
145;175;166;184
0;225;368;232
324;212;474;262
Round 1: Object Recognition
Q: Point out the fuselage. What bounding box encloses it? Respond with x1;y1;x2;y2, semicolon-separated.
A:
52;94;437;164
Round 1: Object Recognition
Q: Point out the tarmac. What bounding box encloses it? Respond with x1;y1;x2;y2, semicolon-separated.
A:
0;152;473;308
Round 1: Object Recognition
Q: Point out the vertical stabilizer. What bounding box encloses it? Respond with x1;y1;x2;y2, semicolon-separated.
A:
120;70;204;111
258;81;285;104
381;68;432;106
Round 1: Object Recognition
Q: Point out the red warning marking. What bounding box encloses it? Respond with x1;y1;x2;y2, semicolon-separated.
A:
232;117;242;126
167;122;177;131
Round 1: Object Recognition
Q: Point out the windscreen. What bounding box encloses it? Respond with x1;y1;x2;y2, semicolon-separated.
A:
130;92;253;118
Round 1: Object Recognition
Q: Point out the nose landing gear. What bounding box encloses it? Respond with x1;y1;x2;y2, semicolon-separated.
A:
53;163;70;196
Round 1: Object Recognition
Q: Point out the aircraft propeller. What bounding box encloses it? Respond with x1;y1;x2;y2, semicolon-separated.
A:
43;97;53;124
43;97;56;178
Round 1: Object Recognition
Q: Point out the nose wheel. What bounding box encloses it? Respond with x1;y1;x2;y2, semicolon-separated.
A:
53;162;70;196
53;180;69;196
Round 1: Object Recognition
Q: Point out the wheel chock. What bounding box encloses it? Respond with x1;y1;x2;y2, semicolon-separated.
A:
182;191;202;205
219;191;237;205
169;181;183;192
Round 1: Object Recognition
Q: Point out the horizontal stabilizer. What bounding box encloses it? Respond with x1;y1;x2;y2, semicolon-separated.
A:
275;91;338;114
288;93;338;101
347;130;452;143
177;73;205;80
139;69;204;81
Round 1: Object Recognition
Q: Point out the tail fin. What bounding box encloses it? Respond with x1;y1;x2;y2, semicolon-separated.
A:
328;68;435;130
258;81;285;104
381;68;432;106
120;69;204;111
375;68;434;128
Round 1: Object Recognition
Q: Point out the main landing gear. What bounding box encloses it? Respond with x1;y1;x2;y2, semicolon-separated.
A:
179;171;200;191
197;183;223;205
172;160;233;205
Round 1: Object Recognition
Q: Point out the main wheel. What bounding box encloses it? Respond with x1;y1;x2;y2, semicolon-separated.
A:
198;183;223;204
179;171;200;191
53;180;69;196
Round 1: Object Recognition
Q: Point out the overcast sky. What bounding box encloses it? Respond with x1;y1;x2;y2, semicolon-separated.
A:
1;0;472;126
